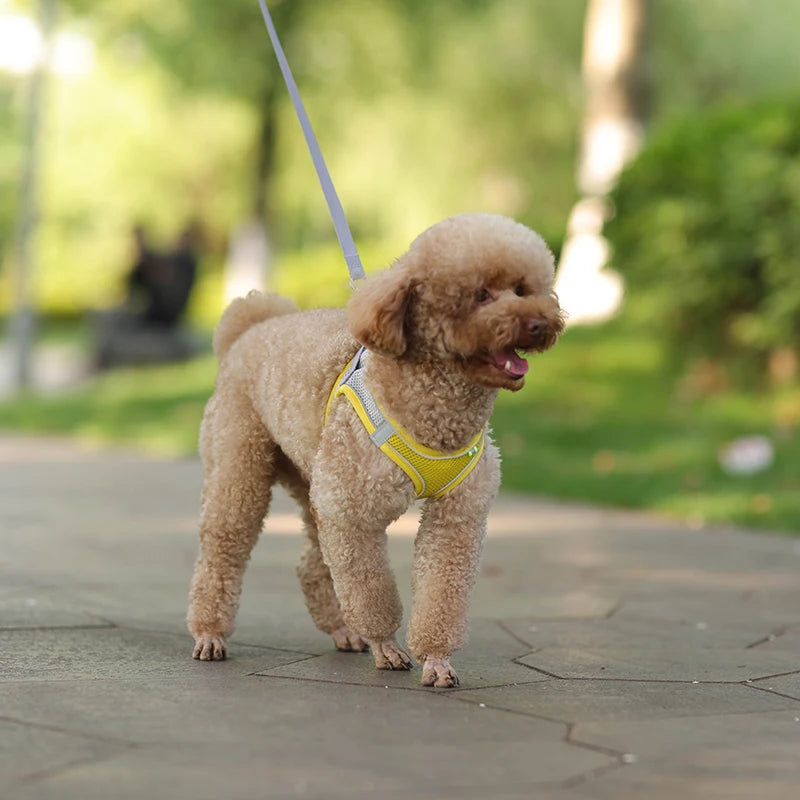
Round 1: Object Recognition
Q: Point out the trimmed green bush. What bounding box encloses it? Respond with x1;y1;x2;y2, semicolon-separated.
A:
607;98;800;378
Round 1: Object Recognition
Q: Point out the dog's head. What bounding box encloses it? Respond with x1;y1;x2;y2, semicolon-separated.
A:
348;213;565;391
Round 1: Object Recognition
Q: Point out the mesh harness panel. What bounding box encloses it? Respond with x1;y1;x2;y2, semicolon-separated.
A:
325;347;485;499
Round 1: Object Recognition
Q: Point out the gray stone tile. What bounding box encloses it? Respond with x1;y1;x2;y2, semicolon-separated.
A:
472;581;619;620
4;436;800;799
258;618;543;691
747;671;800;699
2;678;612;799
742;626;800;654
613;586;800;632
0;627;311;682
0;719;127;788
575;772;800;800
502;617;799;682
449;680;799;723
518;645;797;683
569;711;800;800
501;614;753;652
0;588;110;630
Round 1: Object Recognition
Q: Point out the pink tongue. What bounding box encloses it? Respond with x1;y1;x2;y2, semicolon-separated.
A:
492;350;529;378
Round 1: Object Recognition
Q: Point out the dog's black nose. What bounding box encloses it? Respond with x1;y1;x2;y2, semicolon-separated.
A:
528;318;547;341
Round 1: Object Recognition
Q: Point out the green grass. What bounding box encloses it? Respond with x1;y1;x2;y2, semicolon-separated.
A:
493;322;800;534
1;318;798;533
0;354;216;457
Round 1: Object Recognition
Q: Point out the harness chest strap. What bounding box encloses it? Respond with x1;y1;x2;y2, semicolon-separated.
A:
324;347;486;499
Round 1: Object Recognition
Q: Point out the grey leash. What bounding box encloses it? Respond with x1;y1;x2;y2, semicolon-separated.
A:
256;0;366;285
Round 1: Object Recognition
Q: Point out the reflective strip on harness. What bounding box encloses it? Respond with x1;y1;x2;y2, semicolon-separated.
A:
325;348;485;499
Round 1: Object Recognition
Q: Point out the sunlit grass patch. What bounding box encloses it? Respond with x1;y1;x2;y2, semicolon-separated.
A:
0;316;797;533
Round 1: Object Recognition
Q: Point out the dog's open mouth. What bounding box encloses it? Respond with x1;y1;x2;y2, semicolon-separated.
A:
488;349;529;380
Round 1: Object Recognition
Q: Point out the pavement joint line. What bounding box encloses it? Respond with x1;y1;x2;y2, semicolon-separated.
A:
452;689;800;736
99;623;320;659
560;759;626;790
16;744;138;788
248;671;425;692
78;608;119;626
0;713;134;746
229;639;319;657
509;658;794;685
244;654;321;675
743;684;800;703
445;693;574;728
744;626;791;649
494;620;535;650
603;600;624;619
511;658;564;678
747;669;800;683
446;684;786;729
563;723;662;791
248;670;529;695
566;724;628;760
447;679;552;693
444;697;627;787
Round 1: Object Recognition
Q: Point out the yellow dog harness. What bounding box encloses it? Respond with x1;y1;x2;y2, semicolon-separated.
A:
325;347;485;499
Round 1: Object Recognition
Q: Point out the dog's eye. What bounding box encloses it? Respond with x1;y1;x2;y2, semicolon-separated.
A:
476;288;490;303
514;285;525;297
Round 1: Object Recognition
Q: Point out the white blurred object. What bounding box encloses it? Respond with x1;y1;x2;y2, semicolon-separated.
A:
52;30;95;77
555;198;623;325
0;11;95;77
556;0;646;326
0;12;41;74
224;220;271;304
718;436;775;476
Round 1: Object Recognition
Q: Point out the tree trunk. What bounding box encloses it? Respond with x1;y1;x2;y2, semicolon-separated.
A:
555;0;648;325
8;0;56;393
253;78;278;225
224;1;301;303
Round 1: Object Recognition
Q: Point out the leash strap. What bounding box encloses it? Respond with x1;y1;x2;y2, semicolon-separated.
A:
257;0;366;284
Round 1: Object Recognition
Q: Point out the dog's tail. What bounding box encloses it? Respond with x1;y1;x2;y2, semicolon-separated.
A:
213;290;298;360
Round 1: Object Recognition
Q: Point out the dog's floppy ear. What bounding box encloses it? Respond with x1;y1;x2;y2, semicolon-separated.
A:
347;268;413;356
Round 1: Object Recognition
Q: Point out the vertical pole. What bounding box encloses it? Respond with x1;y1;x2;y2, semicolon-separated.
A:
9;0;56;392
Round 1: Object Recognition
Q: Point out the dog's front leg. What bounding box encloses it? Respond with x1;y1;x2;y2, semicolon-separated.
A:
314;515;412;670
310;460;413;671
406;449;500;687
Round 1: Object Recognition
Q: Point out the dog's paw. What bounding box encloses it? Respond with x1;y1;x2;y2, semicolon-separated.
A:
192;634;227;661
370;638;414;670
331;626;369;652
420;656;459;688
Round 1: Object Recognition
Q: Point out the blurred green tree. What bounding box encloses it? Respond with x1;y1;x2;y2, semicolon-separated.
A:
607;97;800;383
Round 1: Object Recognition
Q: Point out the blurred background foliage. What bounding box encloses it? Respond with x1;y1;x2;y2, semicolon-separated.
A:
2;0;800;531
5;0;799;320
608;97;800;381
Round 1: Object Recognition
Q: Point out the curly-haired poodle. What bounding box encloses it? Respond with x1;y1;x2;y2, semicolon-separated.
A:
187;212;564;687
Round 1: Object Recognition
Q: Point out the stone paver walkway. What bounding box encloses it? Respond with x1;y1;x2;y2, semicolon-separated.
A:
1;436;799;800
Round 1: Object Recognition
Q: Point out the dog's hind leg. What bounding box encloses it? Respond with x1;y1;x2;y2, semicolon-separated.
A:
298;537;369;652
278;461;368;652
188;389;275;661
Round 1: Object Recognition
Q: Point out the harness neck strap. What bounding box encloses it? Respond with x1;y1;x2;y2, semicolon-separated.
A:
326;348;486;499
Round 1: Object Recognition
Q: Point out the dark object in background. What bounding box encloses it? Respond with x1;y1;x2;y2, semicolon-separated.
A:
94;224;202;369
